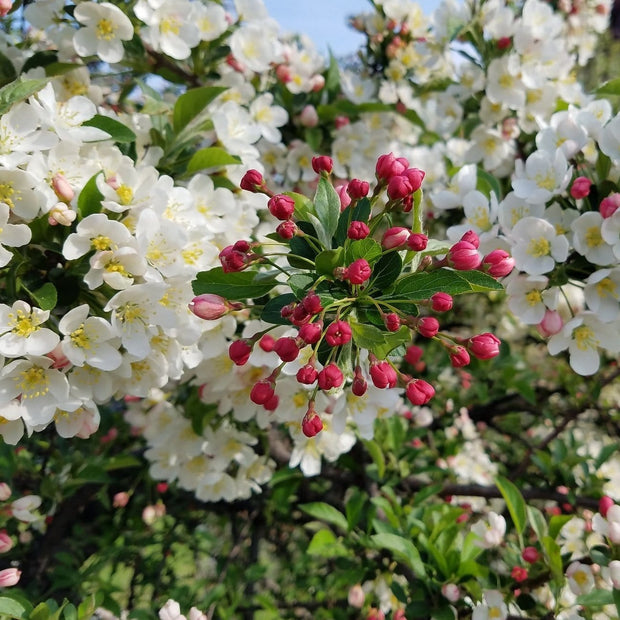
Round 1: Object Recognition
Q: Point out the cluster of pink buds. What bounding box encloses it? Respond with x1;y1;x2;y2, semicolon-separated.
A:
192;153;510;438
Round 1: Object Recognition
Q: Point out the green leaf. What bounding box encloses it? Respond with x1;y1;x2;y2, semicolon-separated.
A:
173;86;227;133
596;78;620;96
542;535;563;585
371;533;426;578
315;248;344;276
548;514;573;540
30;602;53;620
104;454;142;470
0;77;49;115
345;238;382;265
288;274;315;298
82;115;136;143
364;439;385;479
29;282;57;311
345;488;366;531
527;506;548;541
350;320;411;359
62;603;77;620
300;502;348;531
287;191;315;221
307;529;350;557
391;268;503;301
613;588;620;618
370;252;402;291
260;293;296;325
477;167;501;199
0;594;32;619
576;590;614;607
0;50;17;88
192;268;279;301
495;476;527;538
313;176;340;247
187;147;241;173
77;172;104;217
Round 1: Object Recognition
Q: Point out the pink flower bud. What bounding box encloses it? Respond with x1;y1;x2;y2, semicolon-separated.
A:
460;230;480;248
302;404;323;437
406;378;435;405
482;249;515;277
352;366;368;396
369;360;397;389
52;173;75;202
299;321;323;345
405;345;423;365
264;394;279;411
448;240;481;270
384;312;401;332
0;483;11;501
387;175;413;200
403;167;425;192
450;346;470;367
511;566;528;582
317;362;344;390
348;584;365;608
310;74;325;92
0;568;20;587
497;36;512;49
113;492;130;508
229;339;253;365
275;64;292;83
156;482;168;493
290;303;311;326
417;316;439;338
273;337;300;362
570;176;592;199
276;220;297;239
48;203;77;226
407;232;428;251
0;530;13;553
268;194;295;220
599;495;615;517
325;320;352;346
347;258;372;285
522;547;540;563
600;193;620;218
347;221;370;240
240;169;265;193
334;115;350;129
299;104;319;128
250;379;276;405
537;309;563;337
302;292;323;315
347;179;370;199
296;364;318;385
189;294;230;320
0;0;13;16
382;226;410;249
336;183;352;210
441;584;460;603
312;155;333;175
259;334;276;352
376;153;409;183
219;241;252;272
467;333;501;359
431;292;453;312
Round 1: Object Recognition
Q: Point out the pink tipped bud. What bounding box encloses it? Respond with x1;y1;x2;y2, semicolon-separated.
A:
299;104;319;127
312;155;333;175
449;345;470;368
599;495;615;517
348;584;365;608
600;193;620;218
52;173;75;202
273;337;300;362
347;179;370;199
113;491;130;508
336;183;352;210
297;364;318;385
522;547;540;563
268;194;295;220
417;316;440;338
382;226;410;249
570;176;592;199
0;483;11;501
302;404;323;437
310;74;325;92
460;230;480;248
0;568;20;587
324;320;352;346
448;240;481;270
431;292;453;312
407;232;428;251
219;242;252;273
334;115;350;129
298;321;323;345
482;249;515;278
317;363;344;390
347;258;372;285
405;378;435;405
376;153;409;183
387;175;413;200
276;220;297;239
441;584;460;603
0;530;13;553
302;292;323;315
384;312;401;332
369;360;398;389
0;0;13;16
240;169;265;193
189;294;230;320
275;64;292;83
347;220;370;240
403;167;425;192
537;309;563;337
467;332;501;360
229;339;253;365
352;366;368;396
48;203;77;226
250;379;276;405
404;345;423;365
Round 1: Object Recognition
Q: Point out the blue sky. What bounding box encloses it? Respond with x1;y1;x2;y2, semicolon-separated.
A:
263;0;439;57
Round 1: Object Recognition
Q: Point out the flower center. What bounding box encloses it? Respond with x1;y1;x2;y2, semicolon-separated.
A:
96;18;116;40
574;325;598;351
116;184;133;206
585;225;603;248
9;309;40;337
92;235;114;251
527;237;550;258
596;277;618;299
525;290;542;305
117;303;144;324
70;325;91;349
17;366;49;399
